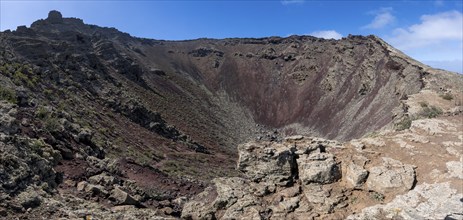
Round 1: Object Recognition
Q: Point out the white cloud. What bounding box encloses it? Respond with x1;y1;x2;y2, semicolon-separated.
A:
309;30;342;39
281;0;304;5
388;11;463;50
385;10;463;73
363;7;395;29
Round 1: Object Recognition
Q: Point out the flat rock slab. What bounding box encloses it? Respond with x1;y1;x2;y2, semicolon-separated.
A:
348;182;463;220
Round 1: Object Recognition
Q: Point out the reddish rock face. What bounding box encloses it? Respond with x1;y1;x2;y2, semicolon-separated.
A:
126;35;425;141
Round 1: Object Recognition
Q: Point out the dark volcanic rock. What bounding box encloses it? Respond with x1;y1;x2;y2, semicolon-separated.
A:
46;10;63;24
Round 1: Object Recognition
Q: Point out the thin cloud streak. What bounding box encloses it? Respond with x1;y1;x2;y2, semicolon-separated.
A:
281;0;305;6
362;7;395;29
309;30;342;39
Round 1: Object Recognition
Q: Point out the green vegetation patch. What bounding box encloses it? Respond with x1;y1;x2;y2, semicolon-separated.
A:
0;86;17;104
395;104;444;131
440;93;454;101
370;191;385;202
395;117;412;131
0;62;39;87
418;105;443;118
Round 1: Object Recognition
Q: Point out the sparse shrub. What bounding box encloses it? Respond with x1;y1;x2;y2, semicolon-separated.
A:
395;117;412;131
350;196;358;204
12;71;28;84
0;86;17;104
36;106;50;119
30;139;47;151
44;116;61;133
44;89;53;97
35;105;62;133
370;192;385;202
418;101;428;108
440;93;454;101
418;105;443;118
4;63;38;87
98;127;108;134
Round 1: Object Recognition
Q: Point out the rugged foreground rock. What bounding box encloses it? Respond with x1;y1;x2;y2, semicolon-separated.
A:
182;117;463;219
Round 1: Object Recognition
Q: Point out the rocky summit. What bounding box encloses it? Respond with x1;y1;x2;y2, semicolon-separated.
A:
0;11;462;219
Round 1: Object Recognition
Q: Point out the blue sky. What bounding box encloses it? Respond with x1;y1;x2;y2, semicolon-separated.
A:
1;0;462;73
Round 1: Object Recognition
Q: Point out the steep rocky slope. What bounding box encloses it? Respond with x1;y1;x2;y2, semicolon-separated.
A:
0;11;462;219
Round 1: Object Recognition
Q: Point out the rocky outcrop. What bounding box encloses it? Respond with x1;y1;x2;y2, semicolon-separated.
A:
181;135;435;219
298;152;341;184
366;157;416;194
183;137;351;219
343;155;369;188
109;187;139;206
237;142;296;186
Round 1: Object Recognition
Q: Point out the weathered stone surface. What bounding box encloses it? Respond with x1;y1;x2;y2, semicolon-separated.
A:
303;184;346;214
0;136;60;198
0;102;19;135
298;153;341;185
284;135;304;141
269;196;299;214
345;164;368;188
110;205;136;212
237;142;296;185
344;155;369;188
181;186;217;220
446;159;463;179
347;182;463;220
77;181;108;196
109;187;139;206
88;172;118;186
14;187;42;209
182;177;256;220
76;181;88;191
366;157;416;194
411;118;458;135
276;185;300;199
77;128;94;144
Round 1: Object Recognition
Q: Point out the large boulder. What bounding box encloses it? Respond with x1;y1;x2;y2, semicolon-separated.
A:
366;157;416;194
13;187;42;210
344;163;368;188
76;181;108;196
237;142;296;186
109;187;139;206
88;172;118;186
343;155;369;188
298;153;341;185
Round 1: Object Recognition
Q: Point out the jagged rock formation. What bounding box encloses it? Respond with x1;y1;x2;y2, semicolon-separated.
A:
182;136;422;219
0;11;462;219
